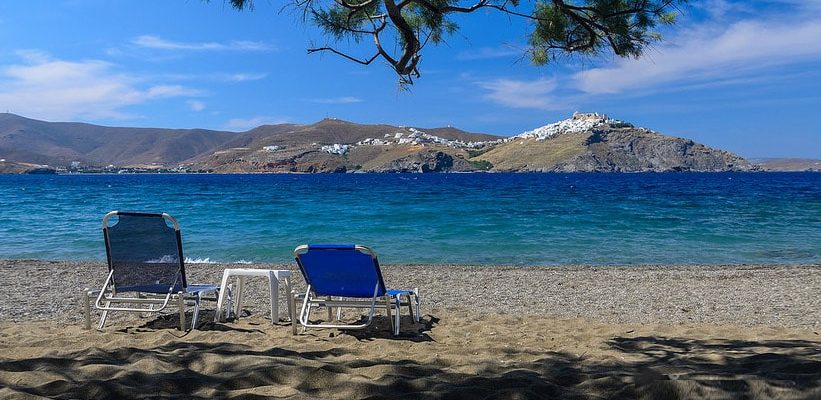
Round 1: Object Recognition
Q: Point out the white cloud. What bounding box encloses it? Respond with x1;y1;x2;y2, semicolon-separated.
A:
307;96;363;104
153;72;268;83
224;116;289;131
0;51;199;120
477;6;821;112
188;100;205;112
133;35;272;51
146;85;201;97
479;78;562;110
574;19;821;94
456;46;520;61
227;73;268;82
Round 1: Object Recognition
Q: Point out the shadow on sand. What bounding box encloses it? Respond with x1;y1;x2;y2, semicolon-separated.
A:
1;317;818;399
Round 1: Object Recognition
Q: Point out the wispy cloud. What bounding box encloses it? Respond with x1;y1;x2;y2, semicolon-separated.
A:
477;7;821;110
456;46;521;61
0;51;199;120
187;100;205;112
306;96;363;104
479;78;563;110
573;18;821;94
227;73;268;82
132;35;272;51
154;72;268;83
224;116;290;131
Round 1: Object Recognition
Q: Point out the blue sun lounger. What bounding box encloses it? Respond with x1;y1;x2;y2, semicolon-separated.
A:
293;244;420;336
83;211;228;331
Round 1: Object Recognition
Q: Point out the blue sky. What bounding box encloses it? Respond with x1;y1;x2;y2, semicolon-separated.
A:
0;0;819;158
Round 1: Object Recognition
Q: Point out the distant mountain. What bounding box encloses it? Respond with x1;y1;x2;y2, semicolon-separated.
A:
0;113;236;167
750;158;821;172
0;112;761;173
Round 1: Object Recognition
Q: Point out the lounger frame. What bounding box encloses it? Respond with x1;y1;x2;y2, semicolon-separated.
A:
83;211;225;331
293;244;420;335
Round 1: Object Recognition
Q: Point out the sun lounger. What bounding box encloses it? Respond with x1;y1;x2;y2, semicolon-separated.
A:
83;211;228;330
293;244;420;335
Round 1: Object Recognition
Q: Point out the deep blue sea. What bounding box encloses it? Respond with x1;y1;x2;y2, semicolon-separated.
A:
0;173;818;265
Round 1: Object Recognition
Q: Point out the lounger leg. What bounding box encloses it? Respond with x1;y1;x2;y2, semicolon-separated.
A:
394;296;401;335
98;300;110;330
326;296;333;322
191;293;202;330
178;293;186;331
298;287;312;330
384;295;396;336
413;288;420;323
404;294;414;323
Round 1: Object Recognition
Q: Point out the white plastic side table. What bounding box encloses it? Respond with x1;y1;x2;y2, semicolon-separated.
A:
215;268;293;325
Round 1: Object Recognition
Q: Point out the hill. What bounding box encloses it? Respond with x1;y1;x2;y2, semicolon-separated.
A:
189;113;754;173
0;160;55;174
186;119;503;173
473;113;754;172
0;112;761;173
0;113;236;168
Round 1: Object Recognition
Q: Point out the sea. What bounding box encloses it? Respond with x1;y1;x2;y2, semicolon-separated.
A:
0;173;818;265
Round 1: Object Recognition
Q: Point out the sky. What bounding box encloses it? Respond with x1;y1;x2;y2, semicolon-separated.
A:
0;0;819;158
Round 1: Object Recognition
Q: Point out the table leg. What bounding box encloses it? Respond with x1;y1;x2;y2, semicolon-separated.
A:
214;271;231;322
234;276;246;318
268;271;279;324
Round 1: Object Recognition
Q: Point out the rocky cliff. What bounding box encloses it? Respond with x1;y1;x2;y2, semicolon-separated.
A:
473;113;754;172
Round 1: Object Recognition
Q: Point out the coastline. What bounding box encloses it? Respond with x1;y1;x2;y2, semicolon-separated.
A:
4;169;821;175
1;260;819;399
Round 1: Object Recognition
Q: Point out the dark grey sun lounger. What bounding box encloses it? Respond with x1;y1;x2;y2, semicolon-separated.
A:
83;211;228;330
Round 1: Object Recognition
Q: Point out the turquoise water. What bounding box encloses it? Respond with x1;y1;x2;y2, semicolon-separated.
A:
0;173;818;265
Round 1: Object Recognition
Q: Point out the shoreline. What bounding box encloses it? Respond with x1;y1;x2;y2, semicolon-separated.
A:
5;170;821;175
2;260;818;329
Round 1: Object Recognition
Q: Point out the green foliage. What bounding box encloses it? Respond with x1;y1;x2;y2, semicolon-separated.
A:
403;0;459;44
467;146;495;158
529;0;684;65
224;0;688;84
468;159;493;171
313;1;382;42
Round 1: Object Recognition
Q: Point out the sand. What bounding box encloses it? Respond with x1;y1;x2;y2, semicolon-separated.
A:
0;260;819;399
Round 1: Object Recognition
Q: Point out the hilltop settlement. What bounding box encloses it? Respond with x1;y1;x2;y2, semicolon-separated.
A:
1;112;810;174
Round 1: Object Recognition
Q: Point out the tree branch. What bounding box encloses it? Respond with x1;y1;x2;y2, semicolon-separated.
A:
226;0;686;85
307;46;381;65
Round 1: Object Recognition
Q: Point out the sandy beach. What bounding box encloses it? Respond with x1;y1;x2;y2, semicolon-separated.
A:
1;260;819;399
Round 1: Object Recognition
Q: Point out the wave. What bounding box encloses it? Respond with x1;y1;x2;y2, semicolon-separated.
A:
184;257;216;264
184;257;255;265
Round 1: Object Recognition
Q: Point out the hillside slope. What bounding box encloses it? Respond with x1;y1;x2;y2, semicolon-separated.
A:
0;113;236;167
